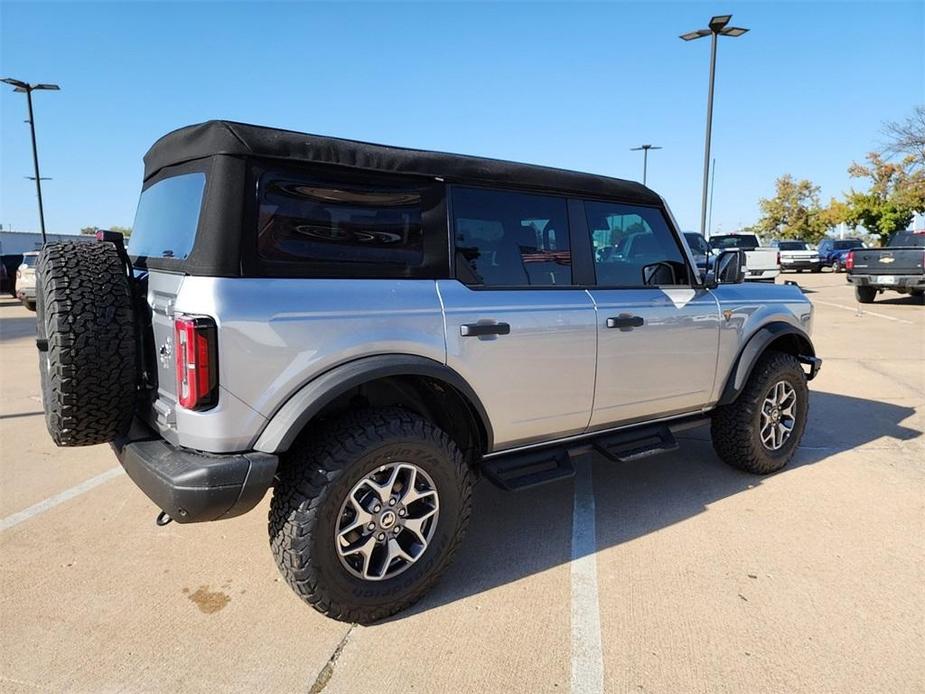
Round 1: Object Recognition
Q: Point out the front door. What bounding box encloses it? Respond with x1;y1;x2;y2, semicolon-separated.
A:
439;186;597;450
581;200;721;429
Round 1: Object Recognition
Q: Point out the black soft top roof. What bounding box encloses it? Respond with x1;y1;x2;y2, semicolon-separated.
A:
144;120;661;204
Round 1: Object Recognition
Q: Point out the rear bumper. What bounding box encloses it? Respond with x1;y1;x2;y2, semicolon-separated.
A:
745;268;780;281
111;419;278;523
847;274;925;290
781;259;821;270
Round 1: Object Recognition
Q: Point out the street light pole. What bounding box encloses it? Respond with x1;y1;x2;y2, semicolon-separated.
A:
680;15;748;239
630;144;662;186
2;78;60;244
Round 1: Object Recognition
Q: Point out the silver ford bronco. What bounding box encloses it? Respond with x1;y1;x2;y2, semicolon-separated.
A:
35;121;821;623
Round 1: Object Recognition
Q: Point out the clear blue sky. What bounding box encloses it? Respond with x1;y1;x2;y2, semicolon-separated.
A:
1;1;923;236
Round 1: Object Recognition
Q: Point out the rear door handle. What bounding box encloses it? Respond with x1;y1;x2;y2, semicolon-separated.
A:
606;315;644;329
460;322;511;337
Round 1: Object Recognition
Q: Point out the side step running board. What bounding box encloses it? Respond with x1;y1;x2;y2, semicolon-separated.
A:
480;418;703;492
480;448;575;491
593;425;678;462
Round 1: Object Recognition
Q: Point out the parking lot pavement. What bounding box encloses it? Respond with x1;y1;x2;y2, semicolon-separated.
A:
1;274;923;693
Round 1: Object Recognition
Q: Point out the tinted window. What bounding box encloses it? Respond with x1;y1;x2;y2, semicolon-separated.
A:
684;233;709;255
258;172;426;268
586;201;687;286
778;241;808;250
21;254;38;268
452;187;571;286
834;239;861;250
128;173;206;260
711;235;759;250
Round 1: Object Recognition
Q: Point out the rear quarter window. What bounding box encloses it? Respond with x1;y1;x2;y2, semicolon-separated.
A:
128;172;206;260
254;168;446;278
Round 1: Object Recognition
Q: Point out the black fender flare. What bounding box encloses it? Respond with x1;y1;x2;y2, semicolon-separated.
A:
253;354;493;453
717;322;818;406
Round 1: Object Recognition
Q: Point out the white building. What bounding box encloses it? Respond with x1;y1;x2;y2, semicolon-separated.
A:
0;231;91;256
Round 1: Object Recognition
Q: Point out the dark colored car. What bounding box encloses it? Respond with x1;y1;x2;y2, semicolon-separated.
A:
846;232;925;302
818;238;863;271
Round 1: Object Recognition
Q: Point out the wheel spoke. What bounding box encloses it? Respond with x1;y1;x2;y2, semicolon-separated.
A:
334;461;440;582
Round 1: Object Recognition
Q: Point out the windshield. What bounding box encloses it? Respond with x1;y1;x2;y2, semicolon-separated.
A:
833;240;860;250
778;241;808;250
889;232;925;248
684;233;709;254
21;254;38;268
128;172;206;260
710;235;758;250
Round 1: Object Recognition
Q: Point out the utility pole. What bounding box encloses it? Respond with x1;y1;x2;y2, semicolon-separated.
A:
630;144;662;186
2;78;61;243
680;15;749;237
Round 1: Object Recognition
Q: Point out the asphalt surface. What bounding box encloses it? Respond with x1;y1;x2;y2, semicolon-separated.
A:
1;273;923;693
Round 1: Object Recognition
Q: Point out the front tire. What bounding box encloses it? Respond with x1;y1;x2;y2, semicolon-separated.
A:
711;351;808;475
269;407;473;624
855;286;877;304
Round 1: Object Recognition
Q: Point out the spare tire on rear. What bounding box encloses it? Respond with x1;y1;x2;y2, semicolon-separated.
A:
37;242;138;446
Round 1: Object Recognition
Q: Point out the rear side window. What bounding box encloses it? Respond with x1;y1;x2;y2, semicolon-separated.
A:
257;171;426;270
586;201;688;287
451;187;572;286
128;173;206;260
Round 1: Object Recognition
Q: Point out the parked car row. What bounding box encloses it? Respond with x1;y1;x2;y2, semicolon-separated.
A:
14;251;39;311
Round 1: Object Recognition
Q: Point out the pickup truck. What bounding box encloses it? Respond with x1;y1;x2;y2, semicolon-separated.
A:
709;234;780;282
847;231;925;303
770;240;822;273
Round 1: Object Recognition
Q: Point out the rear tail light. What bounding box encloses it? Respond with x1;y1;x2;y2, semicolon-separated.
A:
845;251;855;270
174;314;218;411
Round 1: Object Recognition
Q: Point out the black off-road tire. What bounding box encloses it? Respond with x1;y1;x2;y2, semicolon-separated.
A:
855;286;877;304
23;299;36;312
910;289;924;299
269;407;473;624
711;351;808;475
37;242;137;446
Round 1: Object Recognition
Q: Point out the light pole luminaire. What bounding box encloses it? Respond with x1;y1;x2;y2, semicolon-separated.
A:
680;15;748;239
630;144;662;186
2;78;60;243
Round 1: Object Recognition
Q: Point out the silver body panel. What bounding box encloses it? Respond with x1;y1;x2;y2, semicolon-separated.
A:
145;268;813;455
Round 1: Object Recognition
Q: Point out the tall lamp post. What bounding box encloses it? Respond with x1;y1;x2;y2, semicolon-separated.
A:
630;144;662;186
680;15;748;239
2;78;60;244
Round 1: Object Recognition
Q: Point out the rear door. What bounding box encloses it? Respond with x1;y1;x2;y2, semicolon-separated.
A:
581;200;720;428
439;186;597;451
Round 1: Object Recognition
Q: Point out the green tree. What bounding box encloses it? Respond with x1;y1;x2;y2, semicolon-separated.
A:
843;152;925;241
751;175;828;243
79;226;100;236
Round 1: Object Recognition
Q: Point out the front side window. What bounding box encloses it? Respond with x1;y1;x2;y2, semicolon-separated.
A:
586;201;687;286
257;171;426;269
451;187;571;286
128;172;206;260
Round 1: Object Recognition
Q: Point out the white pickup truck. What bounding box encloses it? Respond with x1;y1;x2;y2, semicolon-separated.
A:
709;234;780;282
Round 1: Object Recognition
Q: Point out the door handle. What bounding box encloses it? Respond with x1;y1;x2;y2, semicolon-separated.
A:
460;322;511;337
606;315;644;329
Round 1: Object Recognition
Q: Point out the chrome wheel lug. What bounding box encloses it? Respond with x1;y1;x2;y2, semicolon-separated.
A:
398;508;406;517
372;505;381;513
377;533;385;542
367;522;375;531
388;498;396;506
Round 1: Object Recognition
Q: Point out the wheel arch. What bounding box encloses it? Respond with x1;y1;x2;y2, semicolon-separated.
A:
253;354;492;458
717;322;817;406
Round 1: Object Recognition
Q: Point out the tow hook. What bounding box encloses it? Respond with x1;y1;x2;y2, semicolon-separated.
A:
155;511;173;526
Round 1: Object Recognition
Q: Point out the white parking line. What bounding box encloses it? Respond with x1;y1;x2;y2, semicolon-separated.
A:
571;456;604;694
812;299;914;325
0;467;125;532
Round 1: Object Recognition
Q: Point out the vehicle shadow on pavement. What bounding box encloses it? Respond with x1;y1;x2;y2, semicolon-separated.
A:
0;315;36;342
874;295;925;306
396;390;919;619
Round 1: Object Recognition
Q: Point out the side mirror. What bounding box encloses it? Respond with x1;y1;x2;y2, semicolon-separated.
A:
642;261;677;286
706;249;745;287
